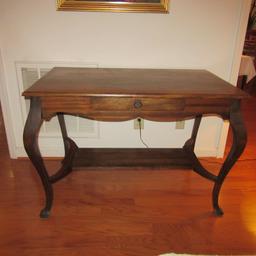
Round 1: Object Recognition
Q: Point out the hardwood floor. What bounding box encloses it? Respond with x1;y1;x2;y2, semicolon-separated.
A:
0;100;256;256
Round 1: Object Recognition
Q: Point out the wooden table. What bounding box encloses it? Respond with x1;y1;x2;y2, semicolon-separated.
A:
22;67;248;218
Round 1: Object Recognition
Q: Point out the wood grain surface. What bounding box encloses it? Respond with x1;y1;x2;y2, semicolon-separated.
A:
23;67;248;99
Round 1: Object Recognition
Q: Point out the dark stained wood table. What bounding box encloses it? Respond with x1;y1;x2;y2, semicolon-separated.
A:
22;67;248;218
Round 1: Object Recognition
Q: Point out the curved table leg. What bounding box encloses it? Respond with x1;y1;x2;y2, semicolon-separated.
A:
183;115;217;182
58;114;70;156
49;114;78;183
23;97;53;218
212;102;247;216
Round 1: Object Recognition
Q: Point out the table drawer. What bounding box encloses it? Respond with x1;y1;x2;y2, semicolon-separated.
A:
41;96;185;120
91;97;185;111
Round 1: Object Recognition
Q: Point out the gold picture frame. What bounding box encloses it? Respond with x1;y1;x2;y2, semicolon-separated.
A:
57;0;169;13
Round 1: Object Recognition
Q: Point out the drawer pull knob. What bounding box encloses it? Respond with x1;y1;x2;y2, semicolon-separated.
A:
134;100;143;109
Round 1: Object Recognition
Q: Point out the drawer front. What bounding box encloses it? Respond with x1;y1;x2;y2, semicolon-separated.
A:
41;96;185;120
91;97;185;112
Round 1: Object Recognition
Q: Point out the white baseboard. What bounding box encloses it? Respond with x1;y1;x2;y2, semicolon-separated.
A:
194;148;219;158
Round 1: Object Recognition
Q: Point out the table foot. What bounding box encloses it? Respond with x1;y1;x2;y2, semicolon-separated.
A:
213;206;224;216
40;209;50;219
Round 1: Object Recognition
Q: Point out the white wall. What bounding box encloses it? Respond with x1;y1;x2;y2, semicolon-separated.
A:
0;0;251;158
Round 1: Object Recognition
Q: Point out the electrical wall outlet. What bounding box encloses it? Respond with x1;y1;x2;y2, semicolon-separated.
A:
175;121;185;129
134;118;144;129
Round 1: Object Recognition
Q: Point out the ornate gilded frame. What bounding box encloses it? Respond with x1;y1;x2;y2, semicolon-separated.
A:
57;0;169;13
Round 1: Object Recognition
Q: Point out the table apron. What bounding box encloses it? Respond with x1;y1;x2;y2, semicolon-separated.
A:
40;96;234;121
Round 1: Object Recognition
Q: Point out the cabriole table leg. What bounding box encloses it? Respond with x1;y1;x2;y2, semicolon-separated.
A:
23;97;53;218
213;101;247;216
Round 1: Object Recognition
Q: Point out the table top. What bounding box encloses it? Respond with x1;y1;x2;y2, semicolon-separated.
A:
23;67;248;99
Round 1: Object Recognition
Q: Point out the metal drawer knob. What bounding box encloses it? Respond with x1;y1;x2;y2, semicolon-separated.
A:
134;99;143;109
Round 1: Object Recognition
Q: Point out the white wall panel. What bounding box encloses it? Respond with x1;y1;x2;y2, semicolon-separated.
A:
0;0;251;158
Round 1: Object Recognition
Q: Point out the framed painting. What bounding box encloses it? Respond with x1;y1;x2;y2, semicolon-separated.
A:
57;0;169;13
